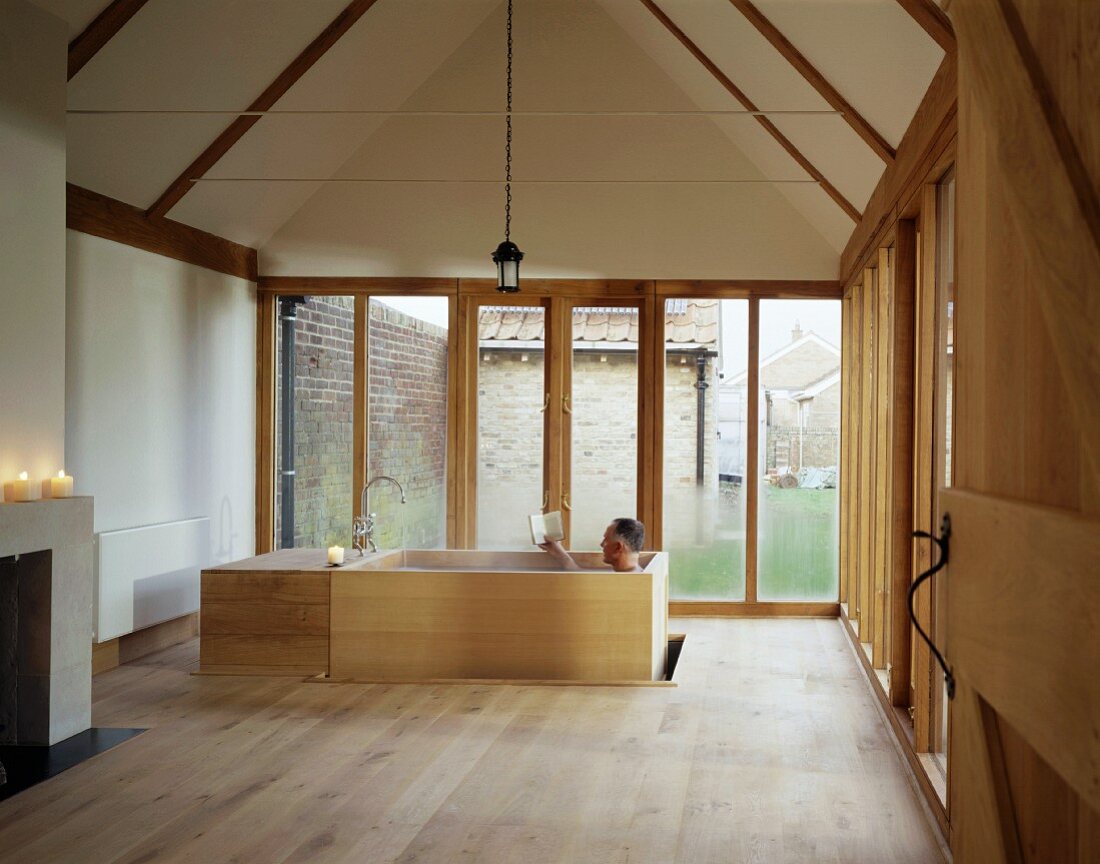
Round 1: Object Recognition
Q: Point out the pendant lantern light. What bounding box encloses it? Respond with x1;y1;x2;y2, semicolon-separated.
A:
492;0;523;292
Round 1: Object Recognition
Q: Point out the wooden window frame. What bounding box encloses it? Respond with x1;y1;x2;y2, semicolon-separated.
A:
255;277;843;620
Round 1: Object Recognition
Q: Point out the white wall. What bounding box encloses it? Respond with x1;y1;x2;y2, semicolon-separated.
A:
0;0;67;484
65;232;256;567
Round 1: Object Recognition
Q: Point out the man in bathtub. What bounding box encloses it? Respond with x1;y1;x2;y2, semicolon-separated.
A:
538;517;645;573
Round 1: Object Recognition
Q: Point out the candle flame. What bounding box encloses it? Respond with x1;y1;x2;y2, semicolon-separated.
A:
18;471;27;481
58;470;66;478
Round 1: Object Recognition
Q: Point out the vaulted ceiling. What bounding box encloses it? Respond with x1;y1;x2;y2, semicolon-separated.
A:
42;0;945;279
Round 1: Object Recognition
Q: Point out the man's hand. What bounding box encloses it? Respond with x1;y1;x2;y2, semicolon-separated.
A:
538;539;580;570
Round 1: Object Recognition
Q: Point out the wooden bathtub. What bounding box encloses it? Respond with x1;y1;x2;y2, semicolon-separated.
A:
200;548;668;683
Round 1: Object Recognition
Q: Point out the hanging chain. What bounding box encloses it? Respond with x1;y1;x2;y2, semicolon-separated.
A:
504;0;513;242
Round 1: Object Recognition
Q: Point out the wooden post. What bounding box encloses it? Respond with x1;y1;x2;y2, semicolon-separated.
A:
745;298;760;603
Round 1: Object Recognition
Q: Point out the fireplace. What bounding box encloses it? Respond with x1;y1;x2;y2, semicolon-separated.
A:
0;499;93;745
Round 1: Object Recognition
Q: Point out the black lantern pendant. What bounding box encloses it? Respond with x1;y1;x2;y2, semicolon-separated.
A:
493;0;523;293
492;240;523;293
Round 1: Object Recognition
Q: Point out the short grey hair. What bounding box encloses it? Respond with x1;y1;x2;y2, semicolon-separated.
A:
611;518;645;552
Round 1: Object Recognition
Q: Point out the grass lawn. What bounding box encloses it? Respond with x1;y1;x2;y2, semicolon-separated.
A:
668;486;838;601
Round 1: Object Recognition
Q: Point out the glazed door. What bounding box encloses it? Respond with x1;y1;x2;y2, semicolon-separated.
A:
470;296;550;549
463;291;656;551
562;301;644;551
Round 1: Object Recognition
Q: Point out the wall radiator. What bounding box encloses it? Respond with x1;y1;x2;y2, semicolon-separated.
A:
94;517;210;643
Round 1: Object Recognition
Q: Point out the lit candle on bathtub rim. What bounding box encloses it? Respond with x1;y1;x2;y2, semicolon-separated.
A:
327;545;344;566
50;470;74;498
8;472;32;502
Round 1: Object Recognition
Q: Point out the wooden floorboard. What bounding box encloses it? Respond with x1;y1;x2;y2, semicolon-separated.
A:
0;619;944;863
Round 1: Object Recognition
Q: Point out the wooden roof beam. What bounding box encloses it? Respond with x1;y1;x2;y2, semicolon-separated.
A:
894;0;955;52
639;0;860;222
68;0;151;80
728;0;895;163
146;0;382;220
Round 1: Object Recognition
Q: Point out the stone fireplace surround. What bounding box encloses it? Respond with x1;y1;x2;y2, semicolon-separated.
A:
0;498;92;745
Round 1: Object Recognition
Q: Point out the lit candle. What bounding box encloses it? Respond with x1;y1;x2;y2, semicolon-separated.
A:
10;472;32;503
50;470;74;498
327;546;344;565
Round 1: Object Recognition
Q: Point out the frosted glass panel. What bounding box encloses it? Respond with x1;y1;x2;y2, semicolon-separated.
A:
570;306;637;550
664;299;745;599
757;300;841;601
477;305;545;548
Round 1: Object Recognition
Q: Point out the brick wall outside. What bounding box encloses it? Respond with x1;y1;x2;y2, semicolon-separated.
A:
367;301;448;549
276;296;355;549
476;349;546;548
765;426;839;472
275;298;448;550
477;348;718;547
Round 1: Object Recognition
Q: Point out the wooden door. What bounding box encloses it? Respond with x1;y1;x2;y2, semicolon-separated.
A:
947;1;1100;860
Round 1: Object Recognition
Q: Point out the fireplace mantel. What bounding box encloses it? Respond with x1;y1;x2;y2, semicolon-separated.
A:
0;497;93;744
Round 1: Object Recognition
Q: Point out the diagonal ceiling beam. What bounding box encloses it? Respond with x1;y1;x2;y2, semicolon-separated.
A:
895;0;955;52
728;0;895;163
68;0;152;80
147;0;382;220
639;0;860;222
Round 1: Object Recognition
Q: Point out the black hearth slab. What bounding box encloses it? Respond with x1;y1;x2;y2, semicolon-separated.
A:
0;727;144;801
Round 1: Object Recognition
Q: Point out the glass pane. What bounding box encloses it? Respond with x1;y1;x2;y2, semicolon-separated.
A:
477;305;545;548
274;295;354;550
570;306;638;550
367;297;449;549
935;168;956;764
664;299;746;599
757;300;842;600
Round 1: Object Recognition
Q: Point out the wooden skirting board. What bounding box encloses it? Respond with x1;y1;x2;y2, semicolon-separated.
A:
92;612;200;676
304;674;677;688
670;601;839;617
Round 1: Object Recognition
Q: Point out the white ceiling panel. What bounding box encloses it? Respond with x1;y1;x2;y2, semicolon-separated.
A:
66;0;350;106
57;0;945;274
66;113;229;206
653;0;830;112
29;0;110;37
263;0;837;277
754;0;945;147
276;0;500;110
260;179;839;279
770;112;885;210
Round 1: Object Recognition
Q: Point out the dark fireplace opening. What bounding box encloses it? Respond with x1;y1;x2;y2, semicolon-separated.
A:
1;549;52;745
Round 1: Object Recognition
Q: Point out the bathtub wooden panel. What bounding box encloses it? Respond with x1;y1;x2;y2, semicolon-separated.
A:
330;559;668;682
199;569;330;676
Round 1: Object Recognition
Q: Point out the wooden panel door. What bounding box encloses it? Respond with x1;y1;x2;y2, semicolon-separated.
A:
948;1;1100;860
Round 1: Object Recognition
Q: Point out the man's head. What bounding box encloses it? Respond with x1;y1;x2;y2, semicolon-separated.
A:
600;518;645;570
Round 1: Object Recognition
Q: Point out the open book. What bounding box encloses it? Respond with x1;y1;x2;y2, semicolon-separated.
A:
529;510;565;545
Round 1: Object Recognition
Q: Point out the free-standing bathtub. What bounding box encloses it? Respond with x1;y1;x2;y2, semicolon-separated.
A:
200;548;668;683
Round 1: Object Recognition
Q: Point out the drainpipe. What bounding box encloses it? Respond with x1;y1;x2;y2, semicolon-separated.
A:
694;350;709;486
279;296;307;548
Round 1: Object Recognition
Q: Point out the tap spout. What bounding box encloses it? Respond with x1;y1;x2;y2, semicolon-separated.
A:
360;475;406;518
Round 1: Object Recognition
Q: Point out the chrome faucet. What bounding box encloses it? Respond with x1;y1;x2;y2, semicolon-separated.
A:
353;476;406;555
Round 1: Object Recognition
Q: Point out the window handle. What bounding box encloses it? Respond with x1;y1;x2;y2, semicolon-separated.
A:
561;492;572;512
539;393;550;413
562;394;573;415
542;490;549;511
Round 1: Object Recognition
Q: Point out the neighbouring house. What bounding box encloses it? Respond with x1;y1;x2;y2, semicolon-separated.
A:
476;301;719;547
720;325;841;477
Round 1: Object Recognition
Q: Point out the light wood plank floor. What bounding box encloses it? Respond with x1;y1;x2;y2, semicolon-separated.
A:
0;619;945;863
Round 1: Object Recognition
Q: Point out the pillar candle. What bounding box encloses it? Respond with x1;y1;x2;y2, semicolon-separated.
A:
9;472;32;502
50;470;74;498
327;546;344;565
